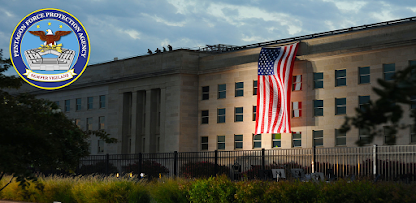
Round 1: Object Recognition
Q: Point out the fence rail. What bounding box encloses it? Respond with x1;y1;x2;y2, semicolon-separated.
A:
76;145;416;181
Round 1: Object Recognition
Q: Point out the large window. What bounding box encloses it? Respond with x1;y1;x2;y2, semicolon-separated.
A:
359;128;370;144
234;134;243;149
292;101;302;118
272;133;281;148
292;132;302;147
314;100;324;117
314;72;324;89
65;100;70;112
217;135;225;150
359;67;370;84
97;140;104;153
86;117;93;130
253;80;258;95
234;107;243;122
99;95;106;108
217;108;225;123
99;116;105;130
383;63;395;81
411;125;416;143
335;129;346;146
75;119;81;128
201;137;208;150
235;82;244;97
335;69;346;87
384;126;396;145
201;110;209;124
252;106;257;121
218;84;226;99
292;75;302;91
313;130;323;147
411;96;416;109
76;98;82;111
253;134;261;148
359;96;370;111
335;98;346;115
87;97;93;110
202;86;209;100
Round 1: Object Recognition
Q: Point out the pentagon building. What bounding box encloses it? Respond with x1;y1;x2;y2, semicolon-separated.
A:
16;17;416;154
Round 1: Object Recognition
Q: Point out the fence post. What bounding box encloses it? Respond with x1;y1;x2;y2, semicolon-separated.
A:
138;153;142;175
174;151;178;177
373;144;377;179
214;150;218;175
105;154;109;175
312;146;316;173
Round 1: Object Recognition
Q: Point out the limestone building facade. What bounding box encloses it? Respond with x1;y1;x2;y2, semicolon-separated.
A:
15;17;416;154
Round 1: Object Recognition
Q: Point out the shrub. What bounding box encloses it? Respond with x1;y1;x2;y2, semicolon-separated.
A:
180;161;229;178
123;160;169;179
187;175;236;203
149;178;188;203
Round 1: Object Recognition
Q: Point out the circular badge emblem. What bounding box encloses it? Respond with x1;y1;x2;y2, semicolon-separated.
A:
10;8;90;90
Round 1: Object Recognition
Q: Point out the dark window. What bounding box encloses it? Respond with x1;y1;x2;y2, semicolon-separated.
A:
201;137;208;150
252;106;257;121
87;97;93;110
86;117;93;130
99;95;106;108
272;133;281;148
383;63;395;81
384;126;396;145
234;134;243;149
99;116;105;130
235;82;244;97
76;98;81;111
292;132;302;147
55;101;60;108
411;125;416;143
359;67;370;84
335;69;346;86
202;86;209;100
411;96;416;109
253;134;261;148
359;96;370;111
217;135;225;150
335;98;346;115
201;110;209;124
313;130;323;147
217;108;225;123
235;107;243;122
218;84;226;99
314;72;323;89
335;129;346;146
359;128;370;144
65;100;70;112
314;100;324;116
253;80;258;95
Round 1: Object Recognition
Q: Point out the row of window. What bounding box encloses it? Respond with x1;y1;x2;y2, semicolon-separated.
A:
201;132;302;150
200;96;372;124
202;126;416;150
58;95;106;112
201;62;416;101
75;116;106;131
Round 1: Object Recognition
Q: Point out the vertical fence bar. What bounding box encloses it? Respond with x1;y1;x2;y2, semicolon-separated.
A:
373;144;377;179
312;146;315;173
174;151;178;177
214;150;218;175
138;152;142;175
105;154;109;175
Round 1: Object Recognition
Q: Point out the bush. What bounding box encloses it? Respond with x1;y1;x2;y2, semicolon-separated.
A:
149;178;188;203
180;161;230;178
187;175;236;203
123;160;169;179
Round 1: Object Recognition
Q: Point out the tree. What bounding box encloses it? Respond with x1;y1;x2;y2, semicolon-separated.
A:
0;49;117;192
341;64;416;146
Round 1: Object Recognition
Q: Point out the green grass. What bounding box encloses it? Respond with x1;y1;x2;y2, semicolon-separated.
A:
1;174;416;203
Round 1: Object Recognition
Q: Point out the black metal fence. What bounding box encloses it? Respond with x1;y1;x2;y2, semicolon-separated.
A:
77;145;416;181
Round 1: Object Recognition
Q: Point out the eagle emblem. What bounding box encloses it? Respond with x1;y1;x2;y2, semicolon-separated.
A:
29;29;71;46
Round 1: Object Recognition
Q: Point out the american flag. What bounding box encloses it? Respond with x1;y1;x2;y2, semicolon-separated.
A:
255;43;299;134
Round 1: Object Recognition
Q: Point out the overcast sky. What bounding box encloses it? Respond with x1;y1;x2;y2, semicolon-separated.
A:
1;0;416;75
